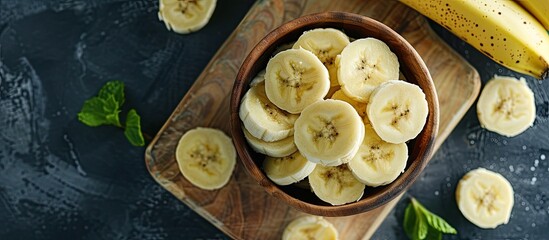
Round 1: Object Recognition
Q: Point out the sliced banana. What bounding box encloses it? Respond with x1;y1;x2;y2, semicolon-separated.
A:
158;0;217;34
294;99;365;166
175;127;236;190
293;28;350;87
249;69;266;87
239;82;299;142
367;80;428;144
265;48;330;114
330;90;367;117
309;164;365;205
263;151;316;186
282;216;339;240
338;38;400;102
348;124;408;187
242;127;296;158
477;75;536;137
456;168;514;229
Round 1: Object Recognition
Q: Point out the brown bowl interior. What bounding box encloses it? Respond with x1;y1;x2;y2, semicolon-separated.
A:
230;12;439;216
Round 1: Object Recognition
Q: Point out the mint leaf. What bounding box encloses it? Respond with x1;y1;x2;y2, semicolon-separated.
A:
404;203;417;240
98;80;124;107
78;96;121;127
418;214;428;239
124;109;145;146
418;202;457;234
425;226;442;240
412;198;457;234
404;198;457;240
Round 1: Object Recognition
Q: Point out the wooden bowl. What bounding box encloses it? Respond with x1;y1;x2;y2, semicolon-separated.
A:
230;12;439;216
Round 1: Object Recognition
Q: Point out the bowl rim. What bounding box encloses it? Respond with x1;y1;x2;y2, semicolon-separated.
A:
230;11;439;216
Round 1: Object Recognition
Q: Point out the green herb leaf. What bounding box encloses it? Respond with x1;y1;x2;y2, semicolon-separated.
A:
124;109;145;146
98;80;124;107
425;225;442;240
413;198;457;234
403;198;457;240
404;203;418;240
78;95;121;127
417;214;428;239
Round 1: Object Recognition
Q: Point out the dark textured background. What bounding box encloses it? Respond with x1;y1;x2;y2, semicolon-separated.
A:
0;0;547;239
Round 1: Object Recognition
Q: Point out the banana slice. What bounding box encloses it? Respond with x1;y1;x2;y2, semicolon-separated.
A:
294;99;365;166
348;124;408;187
242;127;296;158
293;28;350;87
158;0;217;34
309;164;365;205
175;127;236;190
338;38;400;102
263;151;316;185
367;80;428;144
282;216;339;240
240;82;299;142
265;48;330;114
249;69;266;87
330;90;367;117
456;168;514;229
477;75;536;137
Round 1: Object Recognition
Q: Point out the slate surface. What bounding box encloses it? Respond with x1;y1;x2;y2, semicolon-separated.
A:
0;0;547;239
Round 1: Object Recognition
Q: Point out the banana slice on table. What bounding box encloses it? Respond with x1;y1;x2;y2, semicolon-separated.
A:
293;28;350;87
240;82;299;142
456;168;514;229
242;127;296;158
175;127;236;190
477;75;536;137
265;48;330;114
309;164;365;205
367;80;428;144
331;90;367;117
158;0;217;34
348;124;408;187
282;216;339;240
263;151;316;186
338;38;400;102
294;99;365;166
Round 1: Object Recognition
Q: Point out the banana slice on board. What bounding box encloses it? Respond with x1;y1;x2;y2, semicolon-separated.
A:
309;164;365;205
265;48;330;114
348;124;408;187
293;28;350;87
158;0;217;34
282;216;339;240
175;127;236;190
338;38;400;103
477;75;536;137
331;90;367;117
456;168;514;229
242;127;296;158
263;151;316;186
240;82;299;142
367;80;428;144
294;99;365;166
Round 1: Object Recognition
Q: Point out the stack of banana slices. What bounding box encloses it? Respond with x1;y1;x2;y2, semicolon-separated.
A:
239;28;430;206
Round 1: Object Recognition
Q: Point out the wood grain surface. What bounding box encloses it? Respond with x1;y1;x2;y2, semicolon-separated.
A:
145;0;480;239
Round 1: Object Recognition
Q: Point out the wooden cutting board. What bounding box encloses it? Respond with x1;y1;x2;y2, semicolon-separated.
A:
144;0;481;239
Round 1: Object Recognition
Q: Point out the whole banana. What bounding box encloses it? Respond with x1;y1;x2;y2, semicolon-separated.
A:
399;0;549;80
516;0;549;30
